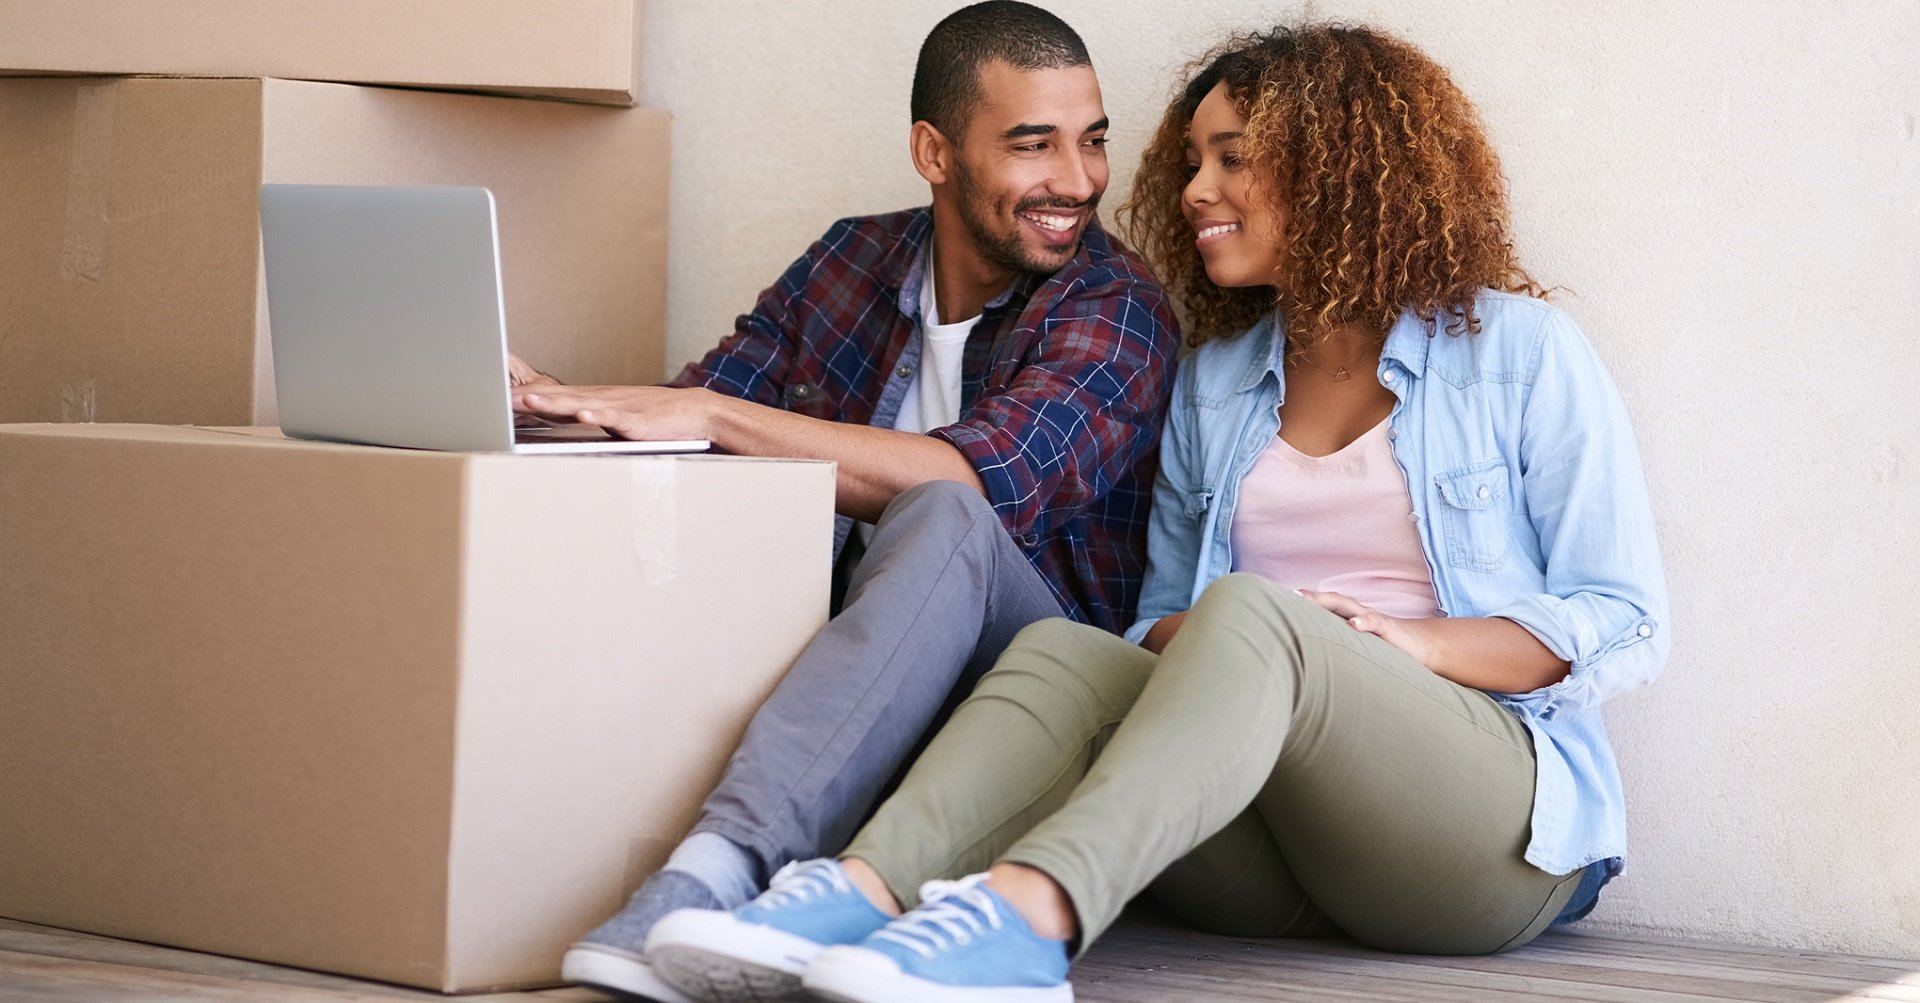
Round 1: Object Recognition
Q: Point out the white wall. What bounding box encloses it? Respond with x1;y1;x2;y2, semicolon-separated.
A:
641;0;1920;959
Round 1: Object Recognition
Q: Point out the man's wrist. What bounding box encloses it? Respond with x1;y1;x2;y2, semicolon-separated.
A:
699;388;749;449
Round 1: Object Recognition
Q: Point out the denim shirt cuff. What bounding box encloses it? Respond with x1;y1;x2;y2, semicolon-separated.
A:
1122;616;1158;646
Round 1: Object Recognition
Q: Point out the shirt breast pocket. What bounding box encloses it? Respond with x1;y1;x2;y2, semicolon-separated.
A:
1434;458;1512;573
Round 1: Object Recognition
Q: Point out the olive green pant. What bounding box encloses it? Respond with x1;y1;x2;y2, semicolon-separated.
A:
843;573;1582;955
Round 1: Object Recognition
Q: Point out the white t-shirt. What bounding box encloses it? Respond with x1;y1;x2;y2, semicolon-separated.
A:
898;249;981;437
858;246;983;546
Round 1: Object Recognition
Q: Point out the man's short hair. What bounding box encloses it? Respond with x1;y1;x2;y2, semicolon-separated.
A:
911;1;1091;139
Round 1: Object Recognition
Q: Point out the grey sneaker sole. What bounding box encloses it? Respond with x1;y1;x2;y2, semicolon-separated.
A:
645;909;822;1002
561;942;696;1003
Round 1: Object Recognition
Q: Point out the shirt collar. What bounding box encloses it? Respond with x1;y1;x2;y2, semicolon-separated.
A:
1234;306;1433;395
1380;308;1433;379
887;207;1040;320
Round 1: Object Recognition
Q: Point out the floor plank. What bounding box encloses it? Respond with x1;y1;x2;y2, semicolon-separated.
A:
0;918;576;1002
4;911;1918;1002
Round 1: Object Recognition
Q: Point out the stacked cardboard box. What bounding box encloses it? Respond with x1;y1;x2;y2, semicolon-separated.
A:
0;425;833;991
0;6;832;994
0;0;669;425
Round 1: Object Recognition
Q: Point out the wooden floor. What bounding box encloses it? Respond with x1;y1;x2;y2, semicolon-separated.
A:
5;910;1918;1002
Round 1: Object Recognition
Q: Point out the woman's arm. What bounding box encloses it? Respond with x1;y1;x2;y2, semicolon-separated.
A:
1299;591;1568;691
1414;616;1569;692
1311;310;1668;710
1483;311;1671;712
1124;358;1205;649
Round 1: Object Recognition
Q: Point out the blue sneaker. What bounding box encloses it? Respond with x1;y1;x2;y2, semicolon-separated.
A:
644;859;891;1001
801;873;1072;1003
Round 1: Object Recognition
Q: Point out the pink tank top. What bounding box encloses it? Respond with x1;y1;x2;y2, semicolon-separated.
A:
1229;418;1442;619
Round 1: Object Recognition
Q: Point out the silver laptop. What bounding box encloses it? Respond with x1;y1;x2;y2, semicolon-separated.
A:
258;183;709;455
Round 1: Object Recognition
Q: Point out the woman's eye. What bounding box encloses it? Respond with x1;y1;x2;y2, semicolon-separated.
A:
1223;153;1244;169
1183;162;1200;177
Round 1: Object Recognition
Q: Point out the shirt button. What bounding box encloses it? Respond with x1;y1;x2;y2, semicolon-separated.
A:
1407;512;1419;522
1382;370;1397;384
1476;484;1491;501
1386;428;1397;441
1638;624;1654;638
896;365;913;379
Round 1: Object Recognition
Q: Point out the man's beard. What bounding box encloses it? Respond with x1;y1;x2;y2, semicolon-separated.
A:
953;159;1098;276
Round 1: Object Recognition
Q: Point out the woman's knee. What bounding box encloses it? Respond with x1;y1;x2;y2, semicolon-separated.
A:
1187;574;1343;663
1191;573;1321;625
981;618;1153;715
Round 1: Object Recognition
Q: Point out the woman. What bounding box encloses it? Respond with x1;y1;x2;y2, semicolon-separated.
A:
642;23;1670;1003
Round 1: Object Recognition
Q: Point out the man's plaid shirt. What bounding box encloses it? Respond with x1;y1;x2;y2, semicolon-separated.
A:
667;207;1179;632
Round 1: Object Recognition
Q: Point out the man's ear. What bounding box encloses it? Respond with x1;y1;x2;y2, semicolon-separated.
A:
910;120;954;186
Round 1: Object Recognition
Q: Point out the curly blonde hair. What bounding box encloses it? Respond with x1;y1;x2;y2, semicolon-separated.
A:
1121;23;1545;350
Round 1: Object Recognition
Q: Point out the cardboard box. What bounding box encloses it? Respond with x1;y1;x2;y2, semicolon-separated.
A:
0;76;670;426
0;0;642;105
0;424;833;992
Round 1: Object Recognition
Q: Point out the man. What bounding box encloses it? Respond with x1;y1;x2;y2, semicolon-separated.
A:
519;4;1177;1000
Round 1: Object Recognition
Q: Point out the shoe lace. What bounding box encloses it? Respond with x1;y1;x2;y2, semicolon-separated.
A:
757;858;851;909
871;872;1001;960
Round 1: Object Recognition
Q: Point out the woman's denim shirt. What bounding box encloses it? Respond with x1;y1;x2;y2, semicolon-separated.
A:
1124;291;1671;922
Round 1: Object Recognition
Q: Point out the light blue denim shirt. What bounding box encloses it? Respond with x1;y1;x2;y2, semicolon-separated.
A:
1123;290;1671;924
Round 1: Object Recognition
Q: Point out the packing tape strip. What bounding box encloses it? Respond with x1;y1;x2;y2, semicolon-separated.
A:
61;81;115;283
629;460;678;586
58;380;97;423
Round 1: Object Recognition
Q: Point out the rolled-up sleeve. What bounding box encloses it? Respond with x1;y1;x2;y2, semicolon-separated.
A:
1489;310;1672;718
665;227;837;403
930;277;1178;543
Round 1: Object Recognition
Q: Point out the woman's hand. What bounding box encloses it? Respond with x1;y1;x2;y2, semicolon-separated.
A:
1297;589;1439;668
1140;611;1188;654
1296;589;1571;692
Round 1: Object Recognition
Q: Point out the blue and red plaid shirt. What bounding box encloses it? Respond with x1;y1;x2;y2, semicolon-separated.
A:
667;207;1179;632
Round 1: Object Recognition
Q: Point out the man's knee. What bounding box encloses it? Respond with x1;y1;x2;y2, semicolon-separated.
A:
886;479;994;518
874;479;999;544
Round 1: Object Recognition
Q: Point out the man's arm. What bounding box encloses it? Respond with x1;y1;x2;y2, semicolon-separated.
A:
707;398;984;521
513;382;980;522
926;278;1180;544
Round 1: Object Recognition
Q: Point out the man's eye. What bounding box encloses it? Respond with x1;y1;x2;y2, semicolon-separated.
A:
1016;142;1047;153
1086;136;1108;148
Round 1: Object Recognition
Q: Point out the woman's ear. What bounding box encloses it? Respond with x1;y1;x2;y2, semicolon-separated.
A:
910;120;953;186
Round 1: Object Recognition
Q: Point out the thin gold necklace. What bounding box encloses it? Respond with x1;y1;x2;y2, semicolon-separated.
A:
1293;339;1370;382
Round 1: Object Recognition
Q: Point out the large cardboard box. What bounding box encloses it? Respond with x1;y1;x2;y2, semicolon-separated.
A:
0;0;642;105
0;424;834;992
0;76;670;426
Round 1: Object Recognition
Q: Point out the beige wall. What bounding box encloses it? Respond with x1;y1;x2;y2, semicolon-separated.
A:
642;1;1920;958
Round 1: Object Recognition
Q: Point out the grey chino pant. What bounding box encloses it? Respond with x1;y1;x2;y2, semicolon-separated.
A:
689;480;1065;882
